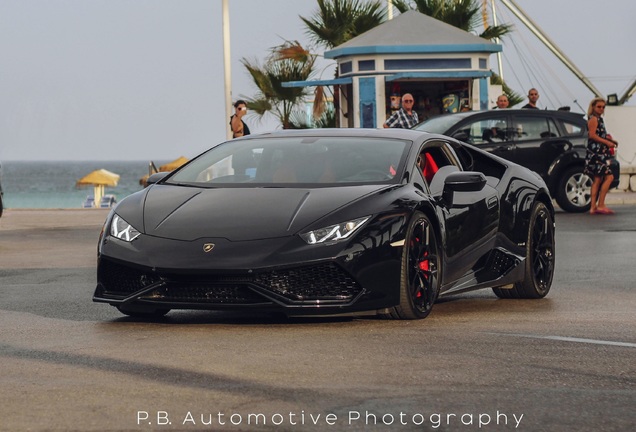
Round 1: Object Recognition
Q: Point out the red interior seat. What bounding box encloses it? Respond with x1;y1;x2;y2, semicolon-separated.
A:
422;153;438;183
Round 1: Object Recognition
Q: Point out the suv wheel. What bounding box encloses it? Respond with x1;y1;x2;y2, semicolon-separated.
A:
555;166;591;212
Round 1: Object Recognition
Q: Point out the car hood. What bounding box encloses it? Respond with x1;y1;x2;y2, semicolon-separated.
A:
136;184;388;241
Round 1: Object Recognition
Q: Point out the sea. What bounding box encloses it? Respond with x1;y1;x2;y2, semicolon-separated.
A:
0;160;168;209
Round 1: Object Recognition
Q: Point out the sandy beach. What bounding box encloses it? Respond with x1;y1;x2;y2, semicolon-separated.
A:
0;208;109;230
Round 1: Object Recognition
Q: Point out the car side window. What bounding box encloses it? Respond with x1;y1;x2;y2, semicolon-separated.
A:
459;118;509;145
512;116;560;141
562;119;584;136
416;141;463;192
544;118;560;138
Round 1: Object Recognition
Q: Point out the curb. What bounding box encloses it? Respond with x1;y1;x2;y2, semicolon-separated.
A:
606;191;636;205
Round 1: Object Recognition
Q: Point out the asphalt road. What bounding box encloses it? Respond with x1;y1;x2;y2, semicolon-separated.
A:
0;207;634;431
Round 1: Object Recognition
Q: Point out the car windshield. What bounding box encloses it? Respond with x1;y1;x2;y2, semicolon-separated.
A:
413;113;472;133
166;136;410;187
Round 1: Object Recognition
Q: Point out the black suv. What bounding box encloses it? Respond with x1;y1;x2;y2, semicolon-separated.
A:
413;109;619;212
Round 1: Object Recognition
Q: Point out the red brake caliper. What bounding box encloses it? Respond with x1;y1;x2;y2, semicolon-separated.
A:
416;252;429;298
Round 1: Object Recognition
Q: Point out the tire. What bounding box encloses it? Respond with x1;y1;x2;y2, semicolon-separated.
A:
383;212;441;319
555;166;591;212
116;304;170;318
493;202;555;299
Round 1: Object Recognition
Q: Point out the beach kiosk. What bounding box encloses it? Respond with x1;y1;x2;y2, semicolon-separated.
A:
285;11;502;128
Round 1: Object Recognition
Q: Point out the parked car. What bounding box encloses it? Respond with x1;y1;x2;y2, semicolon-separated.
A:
94;129;555;320
413;109;619;212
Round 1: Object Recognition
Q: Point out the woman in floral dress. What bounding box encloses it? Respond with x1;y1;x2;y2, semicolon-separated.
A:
584;97;618;214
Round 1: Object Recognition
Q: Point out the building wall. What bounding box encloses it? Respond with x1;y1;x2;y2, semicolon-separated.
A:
335;52;496;128
605;105;636;191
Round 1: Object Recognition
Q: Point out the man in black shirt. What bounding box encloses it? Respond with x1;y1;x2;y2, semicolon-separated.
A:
522;88;540;109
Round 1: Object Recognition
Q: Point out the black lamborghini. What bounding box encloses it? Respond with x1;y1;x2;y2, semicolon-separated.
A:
94;129;555;320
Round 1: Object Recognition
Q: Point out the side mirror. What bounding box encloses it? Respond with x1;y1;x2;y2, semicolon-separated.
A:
441;171;487;206
451;131;469;142
146;171;170;186
444;171;487;192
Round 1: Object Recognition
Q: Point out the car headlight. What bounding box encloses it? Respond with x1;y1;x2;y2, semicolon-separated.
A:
110;214;141;242
300;216;370;245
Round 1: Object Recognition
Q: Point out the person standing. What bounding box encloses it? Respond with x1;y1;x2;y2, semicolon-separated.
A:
383;93;419;128
494;94;509;109
584;97;618;215
230;100;251;138
522;88;540;109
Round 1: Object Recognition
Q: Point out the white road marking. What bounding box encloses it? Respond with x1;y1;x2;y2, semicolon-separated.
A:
485;332;636;348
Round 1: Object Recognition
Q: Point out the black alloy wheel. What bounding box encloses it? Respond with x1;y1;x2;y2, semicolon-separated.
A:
384;212;441;319
493;202;555;299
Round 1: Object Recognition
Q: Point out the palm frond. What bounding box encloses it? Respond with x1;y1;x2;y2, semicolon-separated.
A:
312;86;326;120
287;110;314;129
479;23;514;41
244;97;273;117
314;106;337;128
392;0;512;41
272;41;313;63
301;0;385;49
241;58;277;99
287;106;337;129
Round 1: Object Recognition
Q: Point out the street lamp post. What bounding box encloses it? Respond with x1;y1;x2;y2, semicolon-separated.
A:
222;0;232;140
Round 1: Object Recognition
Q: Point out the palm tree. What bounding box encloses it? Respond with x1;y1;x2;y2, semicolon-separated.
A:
299;0;386;126
301;0;386;49
391;0;513;40
288;105;337;129
241;41;317;129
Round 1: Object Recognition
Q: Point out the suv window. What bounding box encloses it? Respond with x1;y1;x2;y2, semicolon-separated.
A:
458;117;509;145
562;119;584;136
512;116;560;141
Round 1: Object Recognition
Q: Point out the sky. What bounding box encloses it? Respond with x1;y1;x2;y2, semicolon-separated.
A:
1;0;634;161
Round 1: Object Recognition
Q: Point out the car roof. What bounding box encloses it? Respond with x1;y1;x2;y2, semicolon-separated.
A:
413;109;587;131
434;109;585;121
493;108;583;118
238;127;431;141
